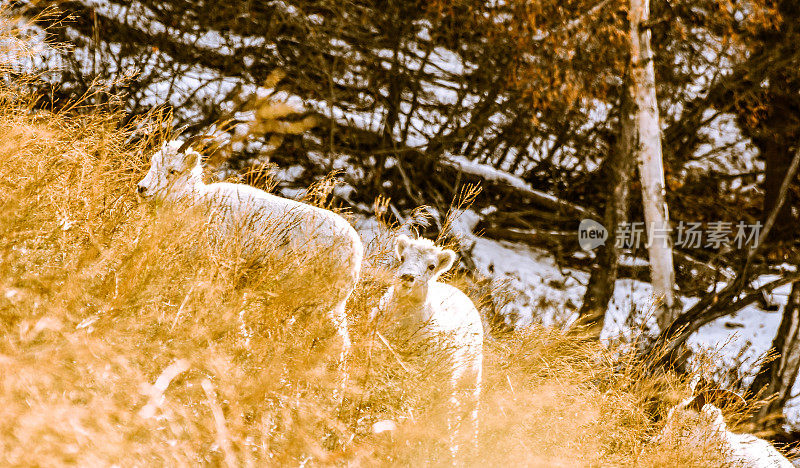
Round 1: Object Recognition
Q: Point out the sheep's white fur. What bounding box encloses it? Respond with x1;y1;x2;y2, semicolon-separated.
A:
138;140;363;385
373;235;483;456
657;396;793;467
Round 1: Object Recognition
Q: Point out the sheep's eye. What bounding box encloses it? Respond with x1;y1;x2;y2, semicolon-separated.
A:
428;264;435;271
168;169;178;175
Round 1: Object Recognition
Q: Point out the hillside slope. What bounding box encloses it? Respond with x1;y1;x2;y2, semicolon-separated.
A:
0;89;766;466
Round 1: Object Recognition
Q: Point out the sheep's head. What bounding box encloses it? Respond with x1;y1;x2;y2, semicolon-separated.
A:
137;140;203;201
655;402;728;449
393;235;456;293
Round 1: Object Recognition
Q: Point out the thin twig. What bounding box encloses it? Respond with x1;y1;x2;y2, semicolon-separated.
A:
377;331;412;373
170;283;196;333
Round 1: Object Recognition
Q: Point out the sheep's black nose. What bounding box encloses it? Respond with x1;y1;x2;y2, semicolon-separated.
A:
399;274;414;283
137;185;146;195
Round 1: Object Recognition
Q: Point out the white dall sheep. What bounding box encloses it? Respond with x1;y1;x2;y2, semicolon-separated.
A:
372;235;483;456
657;392;793;467
137;139;363;386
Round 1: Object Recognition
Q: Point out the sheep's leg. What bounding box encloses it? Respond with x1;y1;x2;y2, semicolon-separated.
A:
238;293;252;348
329;299;351;405
469;361;482;455
448;363;469;461
450;356;482;460
328;255;359;408
448;381;461;461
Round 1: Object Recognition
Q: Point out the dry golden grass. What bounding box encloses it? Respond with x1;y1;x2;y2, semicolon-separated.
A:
0;32;763;468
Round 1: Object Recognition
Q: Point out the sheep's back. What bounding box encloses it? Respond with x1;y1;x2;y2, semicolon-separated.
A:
427;284;482;334
200;182;362;287
206;183;354;241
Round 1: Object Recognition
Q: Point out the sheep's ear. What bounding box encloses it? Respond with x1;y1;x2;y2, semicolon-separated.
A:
395;235;410;261
436;249;457;274
183;149;200;168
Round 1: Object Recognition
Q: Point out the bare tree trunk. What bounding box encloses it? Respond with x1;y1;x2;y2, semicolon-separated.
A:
760;138;797;242
629;0;678;329
577;80;635;337
748;280;800;433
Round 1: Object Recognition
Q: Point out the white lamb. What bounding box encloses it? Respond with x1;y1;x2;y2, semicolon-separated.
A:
657;392;793;467
137;139;363;388
372;235;483;457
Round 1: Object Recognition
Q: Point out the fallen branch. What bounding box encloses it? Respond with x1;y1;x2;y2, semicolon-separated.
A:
479;226;578;251
441;154;599;219
654;273;800;367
